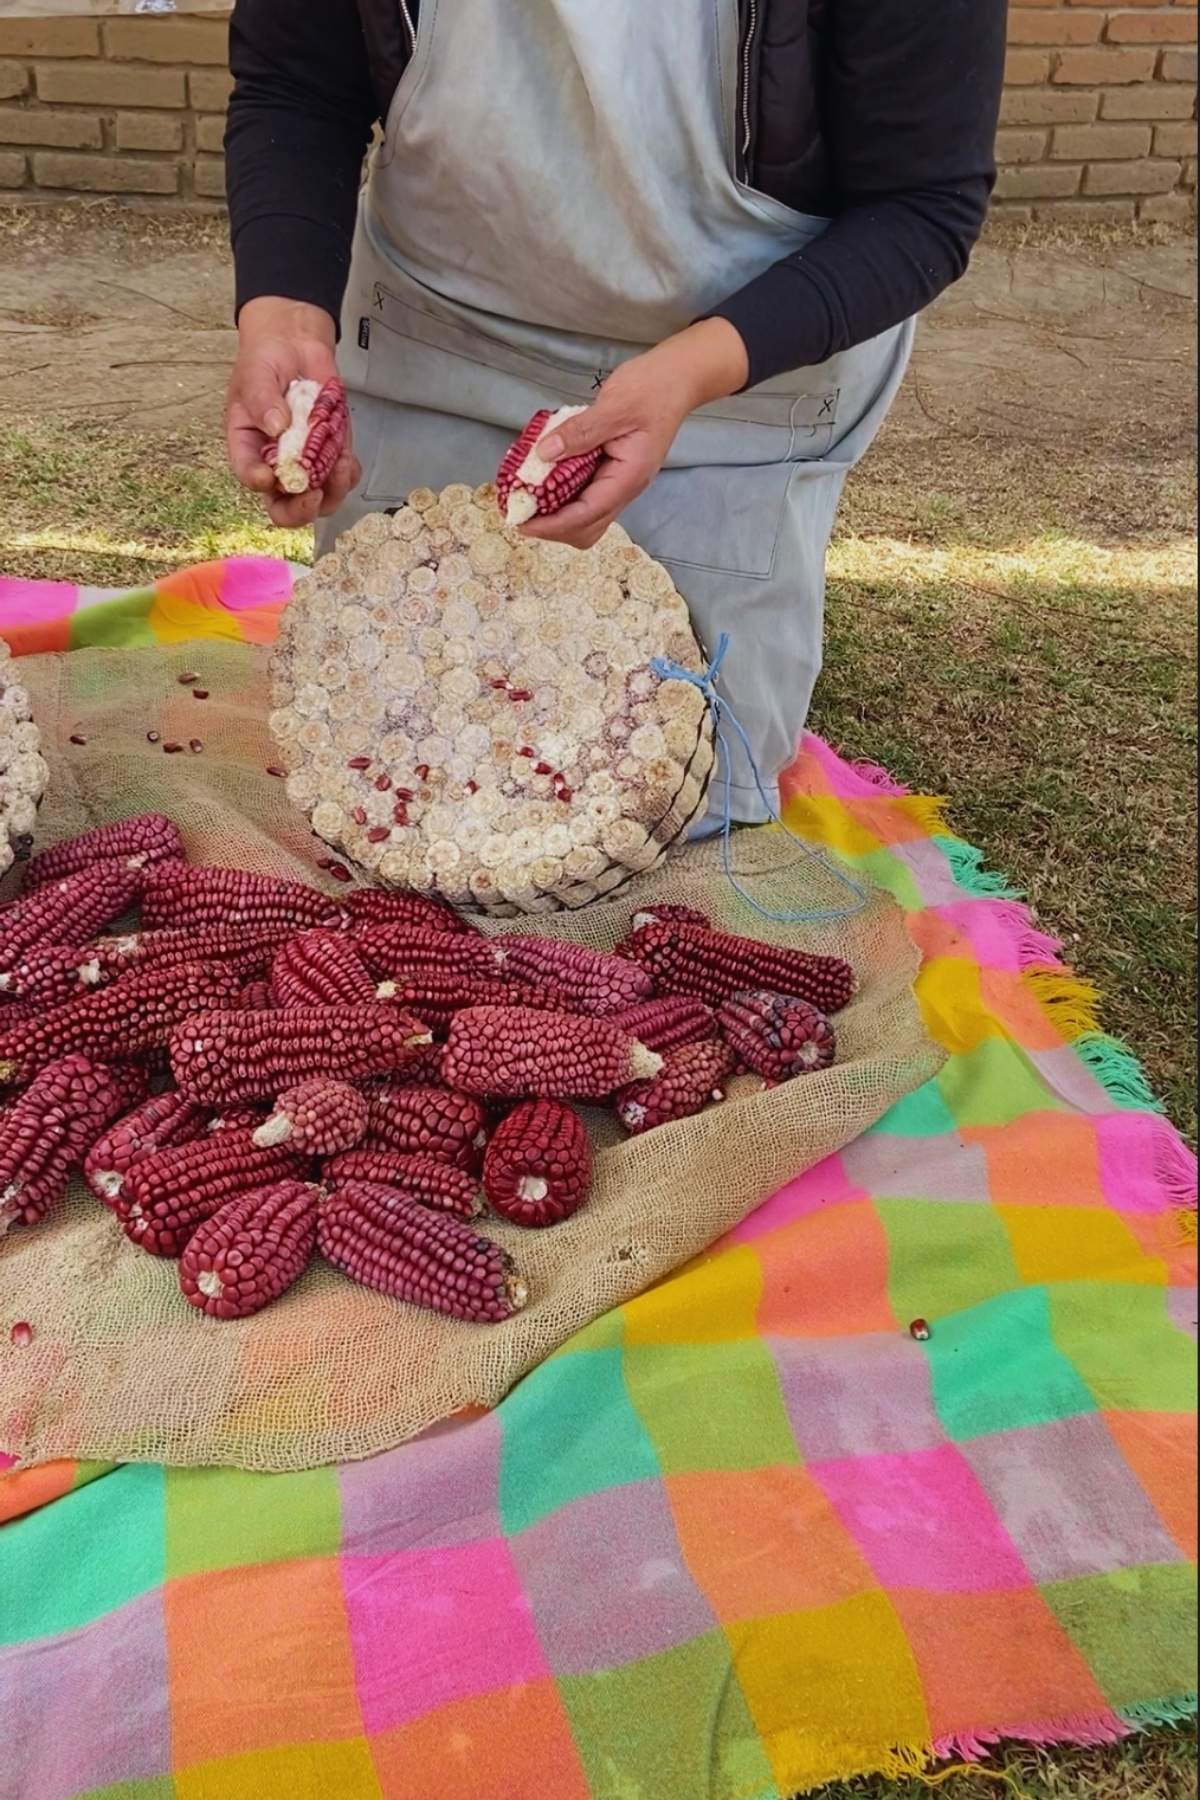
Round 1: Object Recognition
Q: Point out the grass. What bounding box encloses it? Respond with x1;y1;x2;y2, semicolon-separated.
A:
3;417;1195;1136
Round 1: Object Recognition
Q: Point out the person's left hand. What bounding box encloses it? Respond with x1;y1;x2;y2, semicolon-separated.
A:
521;318;750;550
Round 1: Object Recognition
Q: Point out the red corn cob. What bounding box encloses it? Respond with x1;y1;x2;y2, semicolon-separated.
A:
617;920;856;1015
717;991;838;1081
496;407;601;528
179;1178;320;1318
170;1006;432;1106
23;814;183;892
92;921;293;981
351;924;503;984
141;863;345;933
84;1090;211;1207
263;376;348;495
609;995;718;1054
0;942;111;1008
0;862;143;969
254;1077;368;1155
323;1148;483;1218
443;1008;662;1102
371;972;565;1035
344;889;475;935
629;903;712;933
494;938;653;1016
318;1179;528;1321
237;977;273;1011
0;1055;131;1233
378;1041;447;1088
614;1039;736;1135
270;931;379;1008
482;1100;592;1227
366;1082;489;1170
121;1129;308;1256
0;960;244;1089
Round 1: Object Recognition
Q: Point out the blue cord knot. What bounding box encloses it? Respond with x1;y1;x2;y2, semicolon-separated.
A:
652;632;868;925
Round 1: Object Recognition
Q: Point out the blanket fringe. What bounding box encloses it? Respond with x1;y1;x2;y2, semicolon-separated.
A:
1020;968;1105;1041
847;756;913;797
1071;1031;1168;1114
982;899;1066;972
1119;1693;1198;1730
938;836;1024;902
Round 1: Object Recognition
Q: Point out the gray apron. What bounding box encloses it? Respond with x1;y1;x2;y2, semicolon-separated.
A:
323;0;913;823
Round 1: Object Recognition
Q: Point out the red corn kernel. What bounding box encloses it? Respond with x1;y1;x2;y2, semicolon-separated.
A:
328;863;353;883
490;679;509;690
466;781;479;796
374;774;392;792
517;747;535;759
9;1322;33;1347
69;734;87;746
188;740;204;754
162;743;184;754
367;826;390;844
352;807;368;826
192;690;209;701
509;690;532;703
910;1318;932;1342
414;765;430;781
177;672;199;686
266;766;287;778
535;762;552;776
347;756;371;771
394;789;414;803
393;806;410;825
147;732;162;744
557;788;573;803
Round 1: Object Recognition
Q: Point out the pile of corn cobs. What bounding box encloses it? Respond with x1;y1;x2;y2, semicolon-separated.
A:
0;814;855;1326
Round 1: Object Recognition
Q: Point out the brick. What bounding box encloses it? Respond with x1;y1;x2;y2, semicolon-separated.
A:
1052;121;1154;156
31;152;180;196
1009;11;1102;41
995;162;1083;198
1100;82;1197;116
1138;191;1197;218
1053;45;1158;80
0;20;99;58
1005;49;1053;82
188;69;233;111
1184;157;1197;187
1159;46;1199;76
0;107;102;150
1106;8;1198;38
0;62;27;101
0;150;26;188
1083;155;1184;190
1035;198;1138;224
195;114;227;155
1001;88;1098;124
193;155;226;199
1155;119;1200;153
103;18;228;66
36;63;185;109
996;127;1050;163
115;112;184;153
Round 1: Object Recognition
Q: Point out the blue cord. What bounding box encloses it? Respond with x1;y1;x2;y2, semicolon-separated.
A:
651;633;870;925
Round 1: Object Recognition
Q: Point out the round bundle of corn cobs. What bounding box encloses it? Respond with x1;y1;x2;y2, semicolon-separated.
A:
0;811;854;1327
267;483;718;914
0;637;49;885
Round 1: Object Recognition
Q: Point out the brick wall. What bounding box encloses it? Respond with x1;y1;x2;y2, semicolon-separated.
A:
0;6;1196;221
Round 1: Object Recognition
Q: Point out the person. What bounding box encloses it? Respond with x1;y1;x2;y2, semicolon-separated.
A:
224;0;1005;826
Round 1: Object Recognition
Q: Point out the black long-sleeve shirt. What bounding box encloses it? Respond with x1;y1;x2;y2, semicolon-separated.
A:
225;0;1006;386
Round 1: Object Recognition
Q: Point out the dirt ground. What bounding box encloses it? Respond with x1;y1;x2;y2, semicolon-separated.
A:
0;204;1194;447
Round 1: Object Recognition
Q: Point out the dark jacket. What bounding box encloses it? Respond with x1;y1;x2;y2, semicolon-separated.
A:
226;0;1007;386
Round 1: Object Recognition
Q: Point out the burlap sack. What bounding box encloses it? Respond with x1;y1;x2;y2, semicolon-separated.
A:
0;645;943;1471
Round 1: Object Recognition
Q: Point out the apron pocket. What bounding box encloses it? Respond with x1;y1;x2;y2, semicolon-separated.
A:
624;461;797;581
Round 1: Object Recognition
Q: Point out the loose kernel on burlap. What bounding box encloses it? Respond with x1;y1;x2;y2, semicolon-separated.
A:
0;644;939;1471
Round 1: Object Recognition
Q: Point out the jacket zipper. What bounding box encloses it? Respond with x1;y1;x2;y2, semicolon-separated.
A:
399;0;416;56
739;0;759;170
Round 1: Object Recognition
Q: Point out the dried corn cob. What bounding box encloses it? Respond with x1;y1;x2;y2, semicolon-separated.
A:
496;406;600;527
91;921;293;982
264;376;348;495
717;991;837;1081
483;1100;592;1227
121;1129;308;1256
0;1055;131;1233
615;1039;735;1135
318;1179;527;1321
618;920;856;1015
370;972;564;1035
323;1148;483;1218
0;862;143;969
0;960;244;1089
179;1178;320;1318
366;1082;489;1170
494;938;653;1016
254;1077;368;1155
344;889;475;934
170;1005;432;1106
141;863;345;933
0;942;110;1008
23;814;183;891
443;1007;661;1101
609;995;718;1053
270;931;379;1008
351;924;503;984
84;1090;211;1207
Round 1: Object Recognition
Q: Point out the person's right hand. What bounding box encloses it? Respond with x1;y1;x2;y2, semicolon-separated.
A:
226;297;361;528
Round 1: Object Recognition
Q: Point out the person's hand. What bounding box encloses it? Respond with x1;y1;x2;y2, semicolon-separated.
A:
226;297;361;528
521;318;750;550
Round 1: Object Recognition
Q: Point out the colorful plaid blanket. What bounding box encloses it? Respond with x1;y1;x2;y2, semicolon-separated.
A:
0;564;1195;1800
